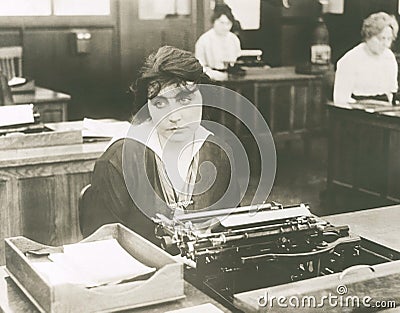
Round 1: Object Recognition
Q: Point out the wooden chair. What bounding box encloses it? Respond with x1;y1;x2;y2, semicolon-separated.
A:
0;46;23;81
78;184;92;237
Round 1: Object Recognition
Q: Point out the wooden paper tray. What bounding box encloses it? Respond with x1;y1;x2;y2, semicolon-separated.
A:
5;223;184;313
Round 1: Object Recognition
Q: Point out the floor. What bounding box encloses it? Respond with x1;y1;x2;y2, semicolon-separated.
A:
242;135;398;218
264;136;328;216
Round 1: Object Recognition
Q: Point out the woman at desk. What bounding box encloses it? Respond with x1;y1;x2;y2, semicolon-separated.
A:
333;12;399;104
80;46;241;242
195;4;241;79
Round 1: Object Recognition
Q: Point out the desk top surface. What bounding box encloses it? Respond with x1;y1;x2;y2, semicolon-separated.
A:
0;270;231;313
220;66;320;83
0;120;112;167
324;204;400;252
328;101;400;117
12;87;71;104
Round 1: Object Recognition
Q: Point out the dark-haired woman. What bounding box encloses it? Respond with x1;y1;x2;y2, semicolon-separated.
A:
195;4;241;79
334;12;399;104
80;46;241;243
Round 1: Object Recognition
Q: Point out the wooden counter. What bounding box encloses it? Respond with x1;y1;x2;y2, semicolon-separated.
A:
326;102;400;209
0;129;109;265
12;87;70;122
217;66;326;146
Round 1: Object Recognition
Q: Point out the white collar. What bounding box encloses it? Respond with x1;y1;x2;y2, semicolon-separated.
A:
108;121;213;159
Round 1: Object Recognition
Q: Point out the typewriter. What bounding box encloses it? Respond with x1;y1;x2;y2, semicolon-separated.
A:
154;203;400;311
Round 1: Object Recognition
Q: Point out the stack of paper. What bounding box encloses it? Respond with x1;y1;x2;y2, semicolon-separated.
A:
82;118;131;139
0;104;34;127
32;239;155;287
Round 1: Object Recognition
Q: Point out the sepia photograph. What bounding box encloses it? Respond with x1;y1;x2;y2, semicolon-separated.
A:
0;0;399;312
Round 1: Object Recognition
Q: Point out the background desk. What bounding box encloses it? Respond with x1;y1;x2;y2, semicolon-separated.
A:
12;87;70;122
326;102;400;210
217;66;326;147
0;135;108;265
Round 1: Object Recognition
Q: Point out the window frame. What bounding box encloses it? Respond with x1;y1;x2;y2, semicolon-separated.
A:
0;0;116;27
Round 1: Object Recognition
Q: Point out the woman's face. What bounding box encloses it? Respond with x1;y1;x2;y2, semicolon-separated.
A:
365;26;393;55
213;14;233;36
148;83;202;143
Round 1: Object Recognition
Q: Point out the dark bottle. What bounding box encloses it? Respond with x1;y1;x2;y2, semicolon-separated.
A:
310;17;331;65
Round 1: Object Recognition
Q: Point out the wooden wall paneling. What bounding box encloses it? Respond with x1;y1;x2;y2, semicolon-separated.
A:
387;131;400;201
0;172;21;265
331;117;356;187
280;23;311;66
23;27;117;119
355;124;385;195
309;81;324;128
0;29;22;47
293;83;308;130
19;176;57;245
272;84;291;133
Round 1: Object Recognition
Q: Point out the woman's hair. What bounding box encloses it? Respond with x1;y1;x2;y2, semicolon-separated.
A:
361;12;399;41
211;4;235;24
130;46;211;123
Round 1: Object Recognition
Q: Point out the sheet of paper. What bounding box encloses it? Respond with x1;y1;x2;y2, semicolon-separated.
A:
82;118;131;138
165;303;224;313
220;206;311;228
0;104;34;127
34;239;155;288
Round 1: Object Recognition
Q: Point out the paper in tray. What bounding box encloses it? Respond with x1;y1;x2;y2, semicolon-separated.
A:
32;239;155;288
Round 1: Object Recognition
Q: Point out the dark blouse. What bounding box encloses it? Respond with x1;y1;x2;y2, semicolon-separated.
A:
80;136;241;244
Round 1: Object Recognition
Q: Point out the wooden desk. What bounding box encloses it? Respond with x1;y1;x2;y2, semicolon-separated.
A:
2;205;399;312
0;273;231;313
0;124;109;265
326;102;400;209
324;204;400;253
12;87;70;122
234;205;400;313
217;66;326;146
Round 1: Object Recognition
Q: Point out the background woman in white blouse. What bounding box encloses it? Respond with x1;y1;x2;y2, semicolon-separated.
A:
333;12;399;104
195;4;241;80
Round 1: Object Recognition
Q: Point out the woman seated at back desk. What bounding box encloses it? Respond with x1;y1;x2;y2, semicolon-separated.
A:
195;4;241;80
333;12;399;104
80;46;241;243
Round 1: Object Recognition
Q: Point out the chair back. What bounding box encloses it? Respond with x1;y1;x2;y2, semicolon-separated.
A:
0;46;23;81
78;184;92;237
